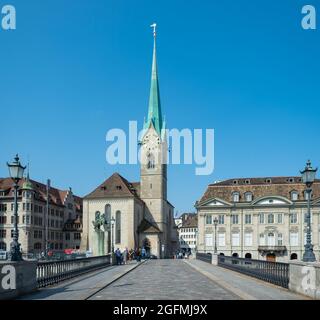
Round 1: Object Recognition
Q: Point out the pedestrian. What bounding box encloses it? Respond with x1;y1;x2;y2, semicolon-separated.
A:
115;248;122;265
141;247;146;260
136;248;141;262
123;248;128;265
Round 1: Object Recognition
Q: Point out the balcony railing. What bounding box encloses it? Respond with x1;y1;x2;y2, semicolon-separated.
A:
36;254;111;288
218;255;289;288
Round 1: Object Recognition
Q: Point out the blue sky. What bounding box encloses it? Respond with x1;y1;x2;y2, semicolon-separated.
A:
1;0;319;214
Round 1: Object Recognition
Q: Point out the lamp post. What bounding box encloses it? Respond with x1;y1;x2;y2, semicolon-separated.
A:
301;160;318;262
110;217;115;253
7;154;26;261
213;217;218;254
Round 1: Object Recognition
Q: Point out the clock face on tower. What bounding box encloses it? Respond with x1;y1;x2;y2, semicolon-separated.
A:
143;134;160;151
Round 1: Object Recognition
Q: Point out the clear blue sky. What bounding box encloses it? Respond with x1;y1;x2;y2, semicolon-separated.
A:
1;0;319;214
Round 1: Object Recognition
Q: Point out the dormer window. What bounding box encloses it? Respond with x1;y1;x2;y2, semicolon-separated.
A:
287;178;295;183
232;192;240;202
245;192;253;202
233;180;238;185
291;191;299;201
265;178;272;184
244;179;250;185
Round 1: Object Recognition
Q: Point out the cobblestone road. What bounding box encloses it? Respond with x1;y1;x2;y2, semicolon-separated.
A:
89;259;240;300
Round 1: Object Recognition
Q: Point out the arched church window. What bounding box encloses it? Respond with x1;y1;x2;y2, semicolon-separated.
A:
104;205;111;225
147;153;155;169
115;211;121;244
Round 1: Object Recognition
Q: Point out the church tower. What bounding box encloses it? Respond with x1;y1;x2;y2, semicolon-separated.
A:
140;24;168;232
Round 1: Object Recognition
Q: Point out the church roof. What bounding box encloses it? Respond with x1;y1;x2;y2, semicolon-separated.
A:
84;173;141;200
137;218;162;233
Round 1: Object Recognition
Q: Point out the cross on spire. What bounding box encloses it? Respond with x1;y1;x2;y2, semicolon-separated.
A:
150;23;157;37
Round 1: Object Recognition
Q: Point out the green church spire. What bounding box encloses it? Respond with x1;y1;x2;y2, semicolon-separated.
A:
144;23;163;136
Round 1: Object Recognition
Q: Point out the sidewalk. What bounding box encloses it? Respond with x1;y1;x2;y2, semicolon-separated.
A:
19;261;141;300
184;259;308;300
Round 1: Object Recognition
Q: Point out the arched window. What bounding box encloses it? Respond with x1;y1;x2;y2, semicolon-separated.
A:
232;253;239;257
105;204;111;224
290;253;298;260
0;242;6;251
115;211;121;244
95;211;101;220
34;243;42;250
245;192;253;202
232;192;240;202
147;153;155;169
245;253;252;259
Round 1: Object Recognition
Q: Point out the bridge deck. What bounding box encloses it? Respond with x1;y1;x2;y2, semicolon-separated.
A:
19;259;307;300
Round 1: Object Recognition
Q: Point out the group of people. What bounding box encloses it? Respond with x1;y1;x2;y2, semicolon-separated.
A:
175;250;191;259
114;247;147;265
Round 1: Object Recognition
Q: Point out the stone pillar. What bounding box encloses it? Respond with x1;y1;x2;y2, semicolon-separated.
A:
289;260;320;299
0;260;37;300
211;254;218;266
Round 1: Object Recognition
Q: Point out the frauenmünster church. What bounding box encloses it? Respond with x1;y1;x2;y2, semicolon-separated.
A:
81;28;178;258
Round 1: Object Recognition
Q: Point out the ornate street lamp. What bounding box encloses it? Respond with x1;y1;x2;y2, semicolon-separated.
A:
7;154;26;261
300;160;318;262
213;217;218;254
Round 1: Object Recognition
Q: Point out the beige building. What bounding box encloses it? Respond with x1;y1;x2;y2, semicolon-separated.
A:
0;175;82;257
81;29;178;258
175;213;198;255
196;176;320;262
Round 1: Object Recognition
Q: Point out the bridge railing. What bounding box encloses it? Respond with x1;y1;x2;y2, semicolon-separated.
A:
218;255;289;288
36;254;111;288
196;252;212;264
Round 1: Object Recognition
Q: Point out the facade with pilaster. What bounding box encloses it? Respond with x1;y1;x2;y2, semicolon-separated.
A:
196;177;320;262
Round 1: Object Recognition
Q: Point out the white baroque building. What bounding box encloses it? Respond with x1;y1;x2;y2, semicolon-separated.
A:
196;176;320;262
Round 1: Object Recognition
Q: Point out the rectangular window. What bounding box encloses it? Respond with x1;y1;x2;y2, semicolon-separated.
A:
206;215;212;225
259;234;265;245
278;233;283;246
205;234;213;247
232;215;239;224
0;216;7;224
267;214;274;224
290;232;299;246
290;213;298;224
244;233;253;246
218;233;225;246
74;233;81;240
277;214;283;224
232;233;240;246
259;213;264;224
245;214;252;224
0;230;6;238
218;215;224;225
